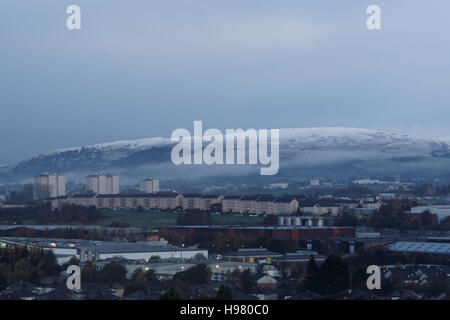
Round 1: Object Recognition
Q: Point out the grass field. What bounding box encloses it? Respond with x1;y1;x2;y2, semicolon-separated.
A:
98;210;179;228
98;209;264;228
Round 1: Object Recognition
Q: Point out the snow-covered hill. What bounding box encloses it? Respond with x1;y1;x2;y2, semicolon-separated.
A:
51;127;449;154
4;127;450;183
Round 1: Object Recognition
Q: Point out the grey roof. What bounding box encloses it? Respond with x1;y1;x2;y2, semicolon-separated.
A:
200;194;221;199
71;194;96;198
223;195;243;200
241;195;261;201
167;225;352;230
388;241;450;255
273;196;296;203
181;194;203;198
273;252;327;262
222;248;283;258
79;243;201;254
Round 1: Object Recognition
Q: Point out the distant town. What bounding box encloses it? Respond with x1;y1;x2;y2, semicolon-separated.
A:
0;172;449;300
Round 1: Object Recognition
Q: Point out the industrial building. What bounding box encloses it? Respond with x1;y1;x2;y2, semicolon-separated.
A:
387;241;450;256
121;260;257;281
410;205;450;222
0;237;207;265
78;242;207;262
222;248;283;263
277;216;325;227
161;225;356;241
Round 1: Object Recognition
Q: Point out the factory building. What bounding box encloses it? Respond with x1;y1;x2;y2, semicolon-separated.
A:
78;242;208;263
0;237;207;265
161;225;356;242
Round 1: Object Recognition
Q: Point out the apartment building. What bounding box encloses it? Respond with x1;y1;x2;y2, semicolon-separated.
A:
139;177;160;194
85;174;119;195
255;195;277;215
91;192;182;210
181;194;202;210
104;175;120;194
69;194;97;207
85;175;104;194
198;194;223;211
272;196;299;215
240;195;260;214
300;199;359;216
222;195;243;213
50;191;313;216
34;173;66;198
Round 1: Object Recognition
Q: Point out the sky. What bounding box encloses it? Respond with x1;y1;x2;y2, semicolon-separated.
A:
1;0;450;165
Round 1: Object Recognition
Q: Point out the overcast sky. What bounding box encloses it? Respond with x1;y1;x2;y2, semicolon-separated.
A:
1;0;449;164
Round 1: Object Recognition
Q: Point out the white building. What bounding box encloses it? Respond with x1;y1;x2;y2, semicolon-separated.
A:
411;205;450;222
140;177;159;194
105;174;120;194
85;174;119;195
34;173;66;198
85;175;103;194
79;243;208;262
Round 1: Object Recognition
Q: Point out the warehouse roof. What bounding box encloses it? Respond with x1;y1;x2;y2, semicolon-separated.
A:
388;241;450;255
79;243;202;254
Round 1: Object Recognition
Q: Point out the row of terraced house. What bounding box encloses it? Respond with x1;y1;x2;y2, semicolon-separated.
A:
48;193;379;216
48;193;299;215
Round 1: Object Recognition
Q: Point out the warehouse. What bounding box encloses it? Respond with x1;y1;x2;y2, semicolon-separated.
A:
0;237;207;265
78;242;208;262
162;225;355;241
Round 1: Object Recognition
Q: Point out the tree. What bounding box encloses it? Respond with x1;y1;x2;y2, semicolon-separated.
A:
305;255;349;296
0;272;7;291
420;210;435;227
100;261;126;285
240;269;254;293
38;250;58;276
67;256;80;266
306;255;318;275
149;255;161;263
81;261;98;283
216;285;233;300
172;264;211;285
159;288;181;300
7;184;35;204
194;253;206;261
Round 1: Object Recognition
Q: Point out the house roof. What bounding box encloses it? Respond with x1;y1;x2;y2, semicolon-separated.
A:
182;194;203;198
274;196;296;203
223;195;243;200
70;194;97;199
241;195;260;201
200;194;221;199
222;248;282;258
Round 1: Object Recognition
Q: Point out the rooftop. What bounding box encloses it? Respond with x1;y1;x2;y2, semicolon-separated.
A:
388;241;450;255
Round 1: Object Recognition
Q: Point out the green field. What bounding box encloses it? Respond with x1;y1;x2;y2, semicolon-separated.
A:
98;210;179;228
98;210;264;228
209;214;264;225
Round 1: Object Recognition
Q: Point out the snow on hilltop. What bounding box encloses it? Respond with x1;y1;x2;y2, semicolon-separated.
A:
5;127;450;182
51;127;449;155
54;137;173;154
